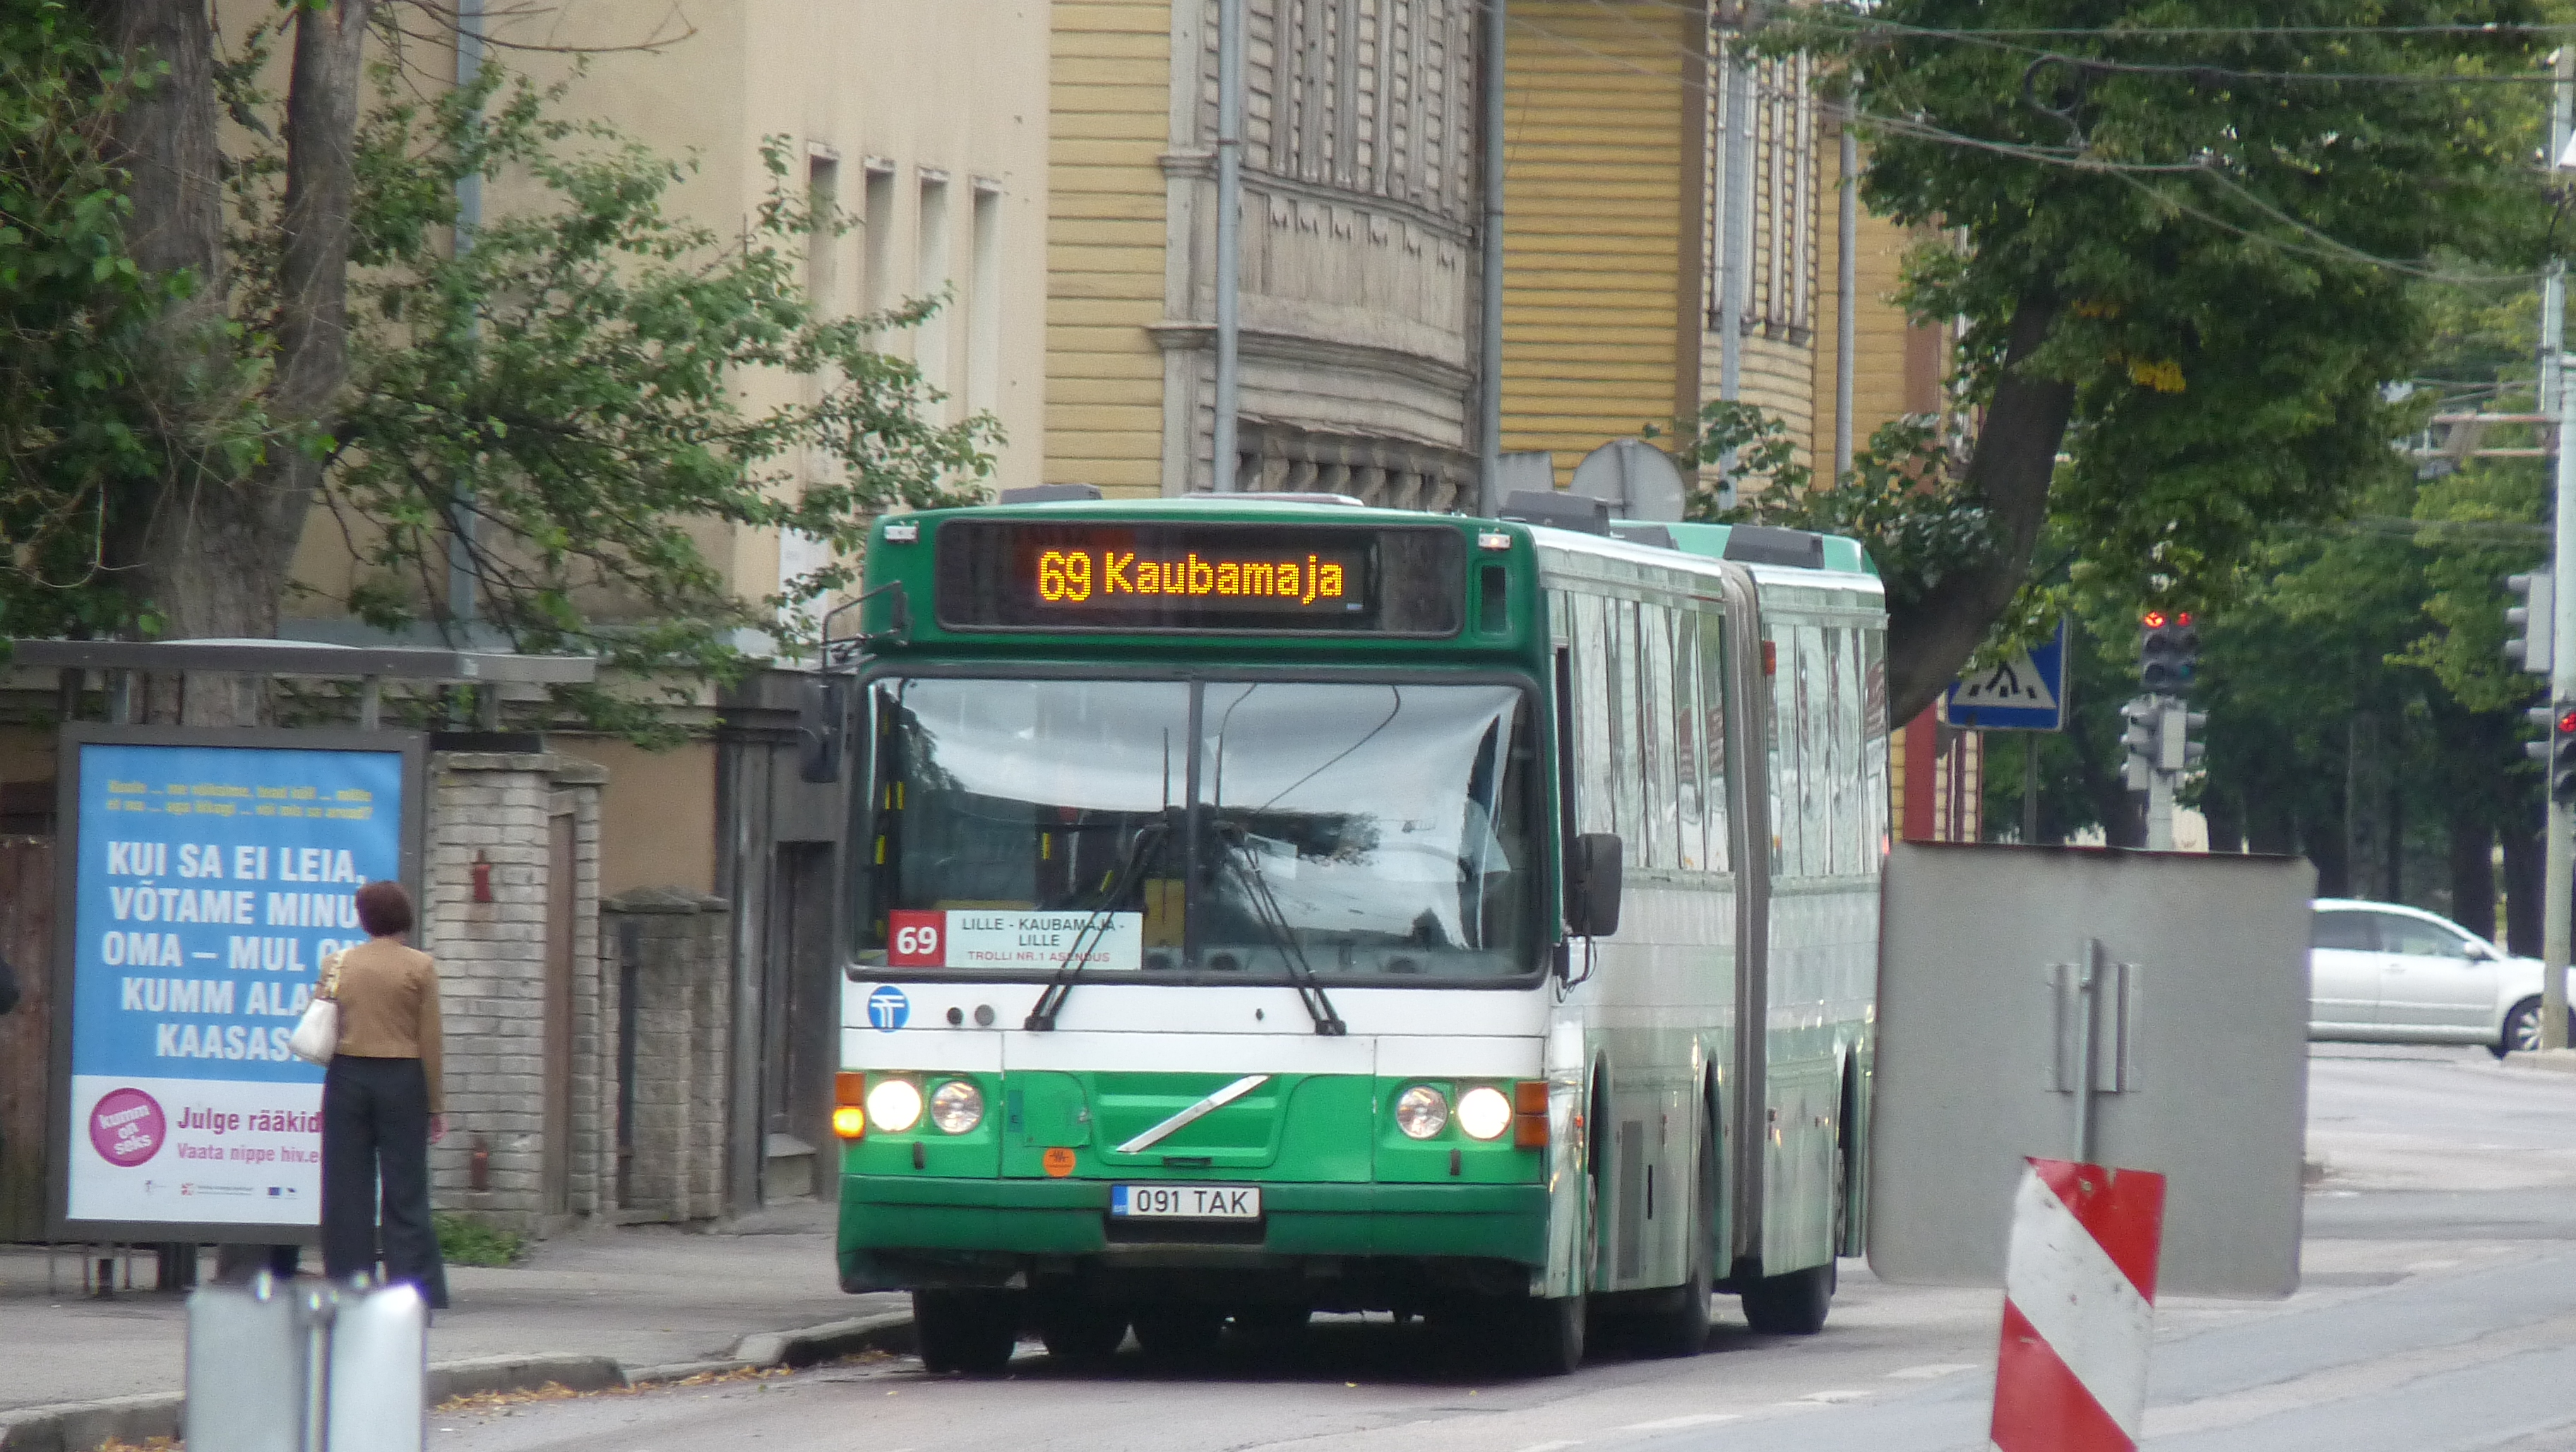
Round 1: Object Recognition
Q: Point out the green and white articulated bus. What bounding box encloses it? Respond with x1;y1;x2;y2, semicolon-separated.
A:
827;494;1886;1375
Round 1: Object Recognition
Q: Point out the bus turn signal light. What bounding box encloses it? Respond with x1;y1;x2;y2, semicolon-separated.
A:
833;1072;867;1139
1513;1079;1549;1149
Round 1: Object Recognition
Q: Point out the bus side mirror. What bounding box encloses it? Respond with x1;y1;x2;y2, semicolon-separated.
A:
797;677;849;784
1566;832;1624;939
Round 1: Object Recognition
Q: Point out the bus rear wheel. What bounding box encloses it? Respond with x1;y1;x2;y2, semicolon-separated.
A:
1739;1261;1833;1335
913;1289;1020;1374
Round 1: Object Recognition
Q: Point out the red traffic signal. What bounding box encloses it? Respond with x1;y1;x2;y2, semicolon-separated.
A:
2557;707;2576;737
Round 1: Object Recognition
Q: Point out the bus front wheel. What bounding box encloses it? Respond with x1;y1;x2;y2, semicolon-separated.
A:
1510;1293;1587;1376
1032;1294;1128;1367
913;1289;1020;1374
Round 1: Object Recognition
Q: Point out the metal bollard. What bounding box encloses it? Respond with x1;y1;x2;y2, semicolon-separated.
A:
186;1273;427;1452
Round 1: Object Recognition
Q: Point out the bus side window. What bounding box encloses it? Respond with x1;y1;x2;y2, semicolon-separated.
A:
1798;624;1827;879
1767;626;1799;878
1861;628;1890;860
1831;626;1864;875
1571;594;1618;840
1641;603;1680;871
1697;609;1729;875
1674;610;1704;872
1611;600;1645;856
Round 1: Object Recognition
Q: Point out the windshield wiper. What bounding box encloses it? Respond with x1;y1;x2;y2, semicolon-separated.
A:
1024;819;1169;1031
1215;826;1347;1036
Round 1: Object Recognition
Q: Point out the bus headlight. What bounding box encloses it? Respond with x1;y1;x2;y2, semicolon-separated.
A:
830;1105;866;1139
1395;1084;1450;1139
866;1077;924;1133
1456;1085;1512;1141
929;1079;985;1134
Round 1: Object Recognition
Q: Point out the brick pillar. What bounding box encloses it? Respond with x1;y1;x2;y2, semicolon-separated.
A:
422;751;605;1235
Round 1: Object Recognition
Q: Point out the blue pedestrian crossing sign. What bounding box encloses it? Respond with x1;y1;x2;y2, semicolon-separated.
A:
1940;619;2068;732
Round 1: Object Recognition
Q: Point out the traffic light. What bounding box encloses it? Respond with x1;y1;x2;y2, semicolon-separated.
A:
2173;707;2208;772
2121;698;2161;790
2554;703;2576;806
2140;609;2200;694
2505;572;2555;677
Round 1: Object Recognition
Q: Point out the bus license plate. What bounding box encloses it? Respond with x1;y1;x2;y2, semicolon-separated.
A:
1111;1184;1260;1220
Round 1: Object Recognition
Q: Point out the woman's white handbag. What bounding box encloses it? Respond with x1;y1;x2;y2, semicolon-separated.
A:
288;953;345;1065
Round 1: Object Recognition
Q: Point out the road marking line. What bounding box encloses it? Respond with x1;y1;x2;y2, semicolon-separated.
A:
1507;1441;1585;1452
1619;1414;1741;1431
1796;1390;1873;1403
1888;1363;1979;1380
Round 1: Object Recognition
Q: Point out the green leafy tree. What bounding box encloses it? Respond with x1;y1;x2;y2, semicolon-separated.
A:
0;0;170;647
1785;1;2549;723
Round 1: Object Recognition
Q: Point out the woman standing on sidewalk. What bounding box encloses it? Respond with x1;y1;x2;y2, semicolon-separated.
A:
321;880;450;1309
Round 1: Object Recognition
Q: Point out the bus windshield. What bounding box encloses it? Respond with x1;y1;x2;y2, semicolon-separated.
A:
861;677;1542;982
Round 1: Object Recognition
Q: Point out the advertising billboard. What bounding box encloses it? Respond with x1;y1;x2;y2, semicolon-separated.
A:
49;727;424;1242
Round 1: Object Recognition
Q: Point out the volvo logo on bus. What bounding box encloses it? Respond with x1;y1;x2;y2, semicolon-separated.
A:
866;985;910;1032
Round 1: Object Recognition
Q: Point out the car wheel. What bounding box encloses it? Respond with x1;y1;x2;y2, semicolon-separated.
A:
2498;996;2575;1058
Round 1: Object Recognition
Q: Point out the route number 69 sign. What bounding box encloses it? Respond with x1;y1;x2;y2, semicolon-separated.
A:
883;909;1143;972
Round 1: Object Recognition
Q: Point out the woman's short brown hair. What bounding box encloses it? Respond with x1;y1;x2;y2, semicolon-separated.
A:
354;880;415;938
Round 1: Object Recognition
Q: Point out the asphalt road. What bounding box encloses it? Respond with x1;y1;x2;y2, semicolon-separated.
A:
437;1045;2576;1452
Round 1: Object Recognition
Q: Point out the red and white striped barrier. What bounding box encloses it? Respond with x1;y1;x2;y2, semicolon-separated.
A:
1990;1158;2168;1452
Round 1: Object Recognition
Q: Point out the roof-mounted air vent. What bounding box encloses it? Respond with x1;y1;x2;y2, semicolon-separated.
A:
1722;524;1825;569
998;483;1104;504
1498;490;1610;535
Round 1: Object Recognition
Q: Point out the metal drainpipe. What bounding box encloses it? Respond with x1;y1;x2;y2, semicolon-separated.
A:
1835;88;1858;480
446;0;485;629
1212;0;1245;492
1478;0;1508;515
1715;35;1753;502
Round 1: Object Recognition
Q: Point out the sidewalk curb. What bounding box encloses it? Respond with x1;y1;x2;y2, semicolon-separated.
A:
2497;1048;2576;1074
0;1312;914;1452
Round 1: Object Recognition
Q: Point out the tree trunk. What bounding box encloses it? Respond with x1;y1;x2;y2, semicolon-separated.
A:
2503;821;2544;957
87;1;376;725
2306;796;2351;900
261;0;376;573
2202;785;2245;855
1885;294;2077;724
2449;814;2495;946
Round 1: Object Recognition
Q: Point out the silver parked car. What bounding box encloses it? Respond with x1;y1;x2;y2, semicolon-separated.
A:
2310;898;2573;1057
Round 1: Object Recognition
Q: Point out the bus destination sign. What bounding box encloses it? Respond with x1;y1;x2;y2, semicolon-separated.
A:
935;520;1465;635
1032;544;1361;614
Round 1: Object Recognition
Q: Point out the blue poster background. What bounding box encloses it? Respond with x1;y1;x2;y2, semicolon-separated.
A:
71;743;407;1083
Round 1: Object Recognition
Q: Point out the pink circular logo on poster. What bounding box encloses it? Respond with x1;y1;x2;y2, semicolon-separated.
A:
89;1088;166;1167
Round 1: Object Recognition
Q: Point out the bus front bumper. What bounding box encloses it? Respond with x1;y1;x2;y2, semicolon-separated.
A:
837;1174;1550;1294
